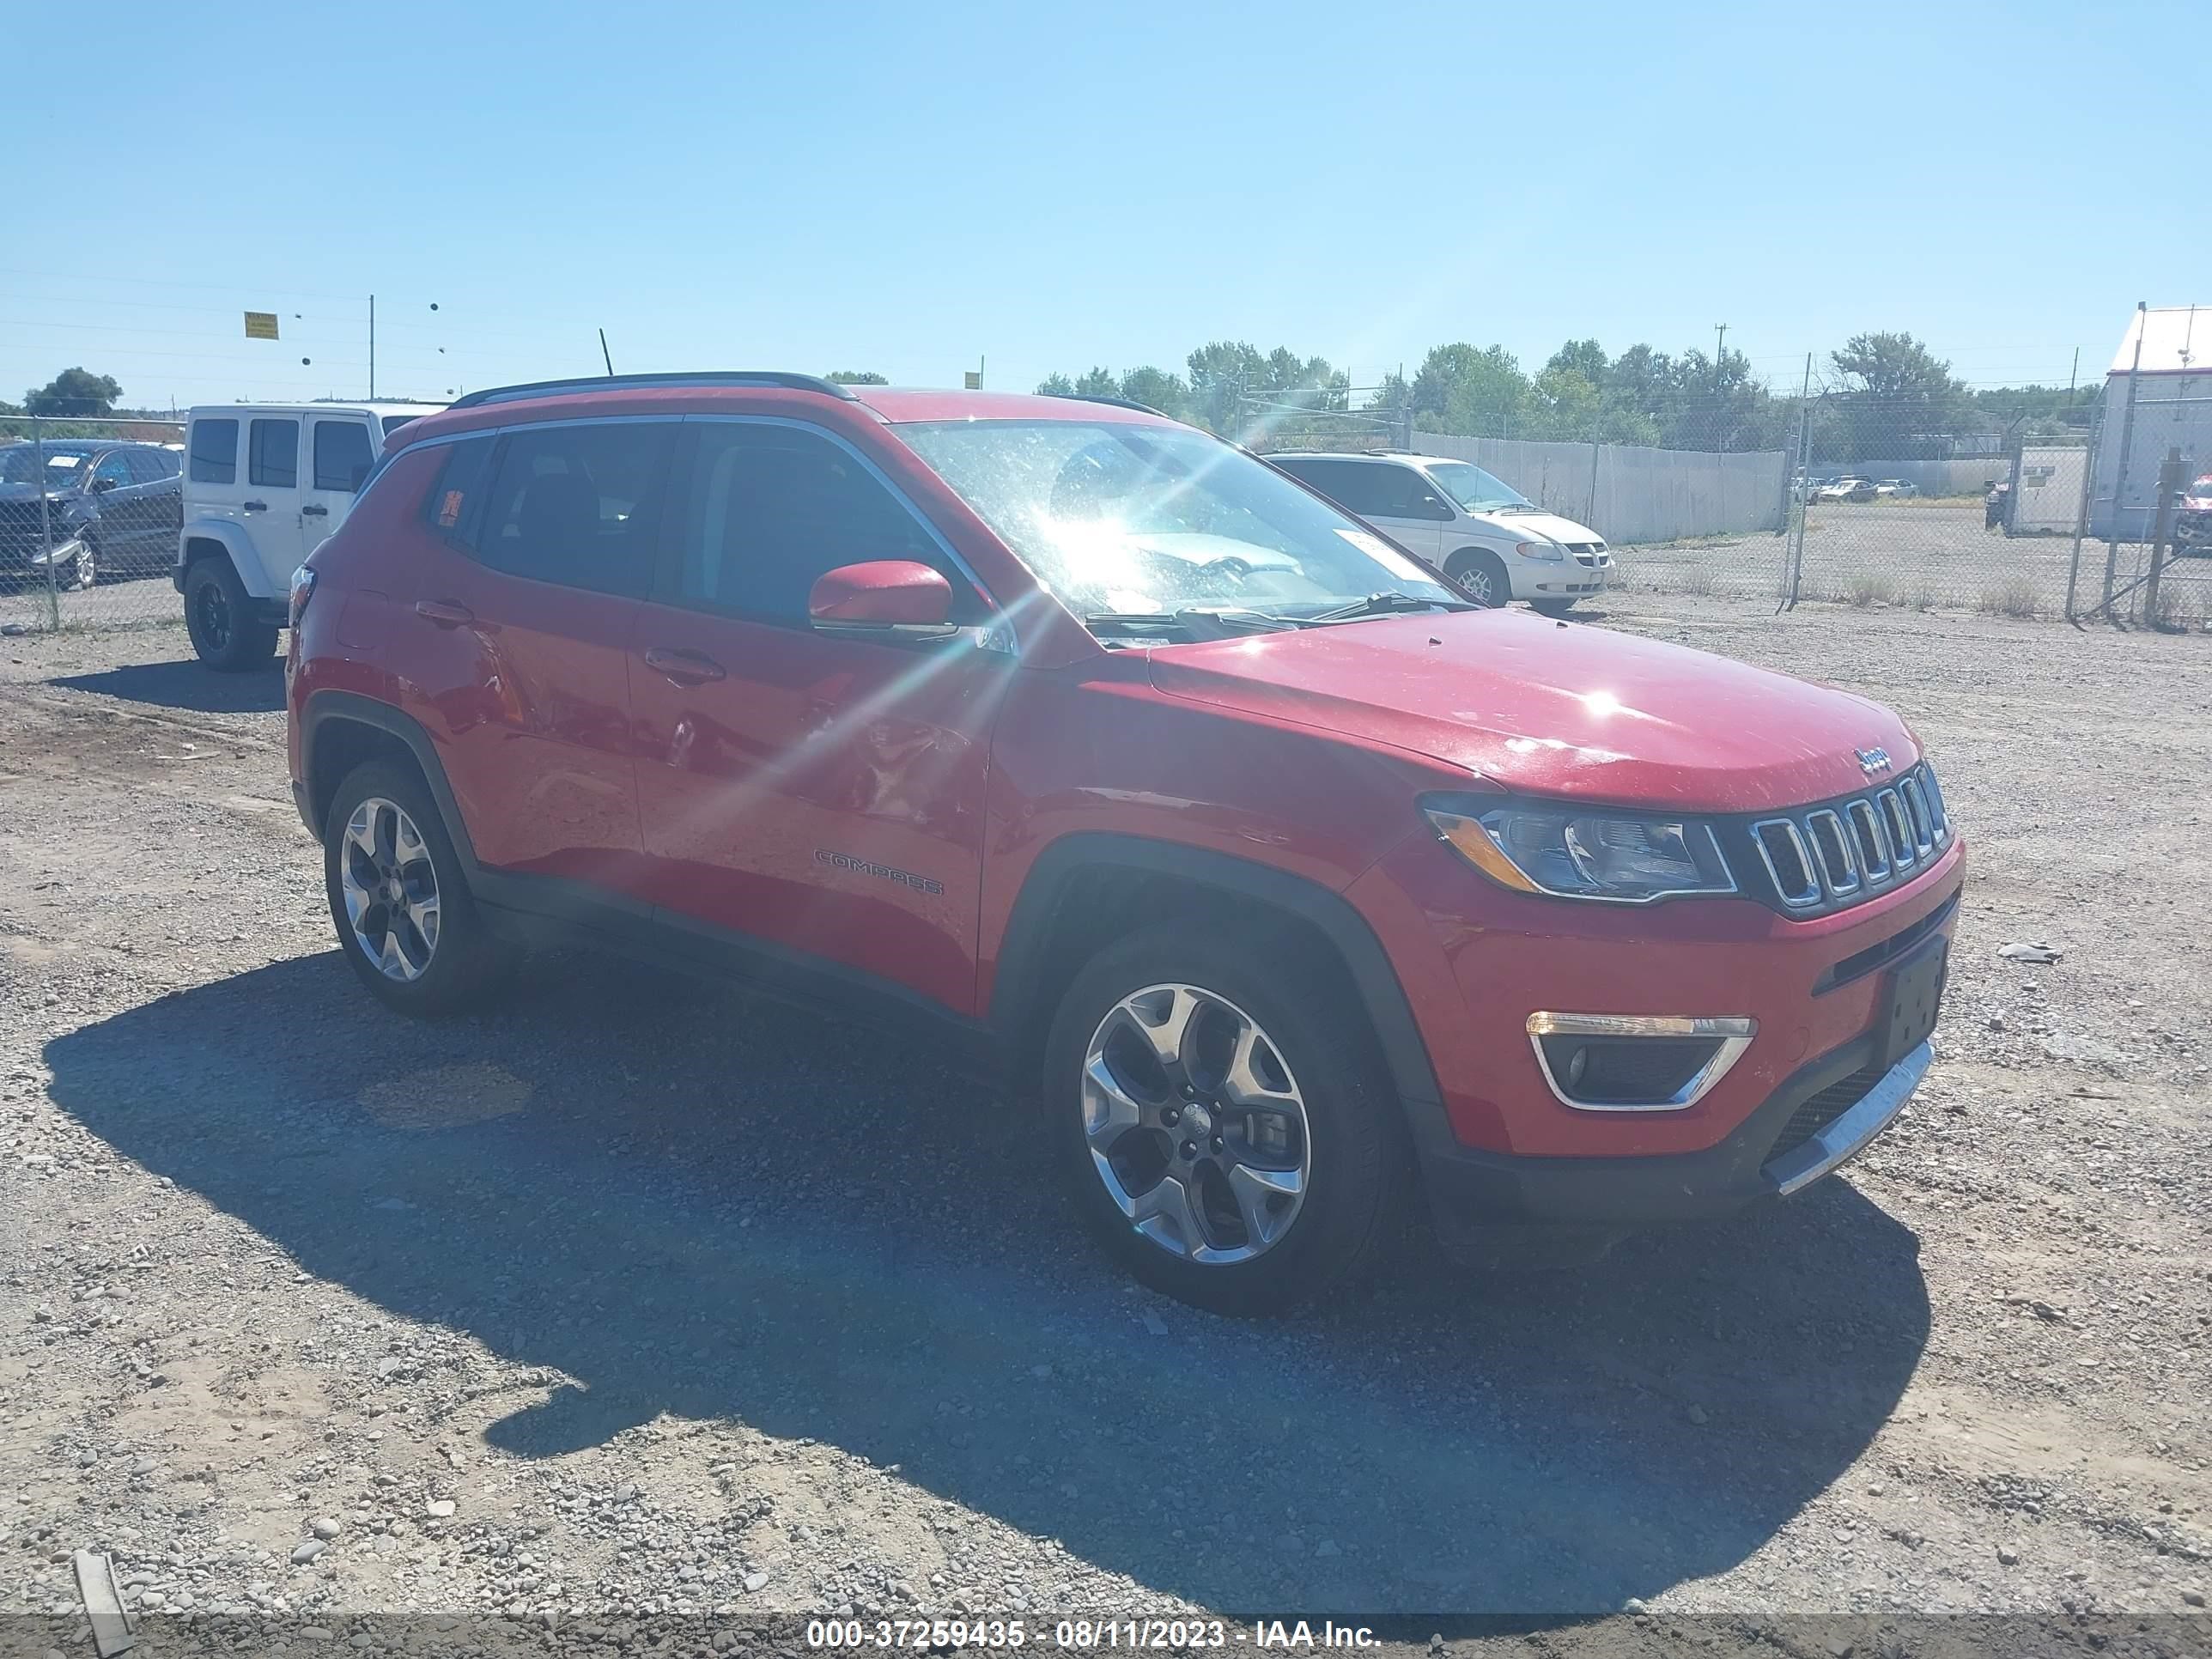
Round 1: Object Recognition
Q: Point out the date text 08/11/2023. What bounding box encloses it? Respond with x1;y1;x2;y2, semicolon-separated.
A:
804;1619;1382;1650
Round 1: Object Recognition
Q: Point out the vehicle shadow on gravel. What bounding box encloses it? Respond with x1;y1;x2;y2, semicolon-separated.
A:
46;951;1930;1616
51;659;285;716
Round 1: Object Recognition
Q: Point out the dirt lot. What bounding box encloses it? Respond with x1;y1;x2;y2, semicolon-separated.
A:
2;600;2209;1644
1621;501;2212;625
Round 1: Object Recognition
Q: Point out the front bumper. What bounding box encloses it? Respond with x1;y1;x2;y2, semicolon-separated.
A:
1516;553;1612;599
1415;1026;1932;1236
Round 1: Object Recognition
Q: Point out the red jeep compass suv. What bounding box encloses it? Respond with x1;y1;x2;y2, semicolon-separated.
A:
286;372;1962;1314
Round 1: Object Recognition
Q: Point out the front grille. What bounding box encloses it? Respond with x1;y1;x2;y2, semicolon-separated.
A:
0;501;55;559
1568;543;1601;564
1747;761;1951;915
1771;1066;1882;1162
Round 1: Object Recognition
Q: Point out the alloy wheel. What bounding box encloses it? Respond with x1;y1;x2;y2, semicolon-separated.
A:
1080;983;1311;1265
339;797;441;981
1453;560;1497;605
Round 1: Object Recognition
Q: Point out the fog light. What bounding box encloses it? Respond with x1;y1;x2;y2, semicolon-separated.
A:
1526;1013;1756;1112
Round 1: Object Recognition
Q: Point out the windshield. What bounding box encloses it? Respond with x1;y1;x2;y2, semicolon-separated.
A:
0;447;93;486
1423;460;1528;512
896;420;1455;628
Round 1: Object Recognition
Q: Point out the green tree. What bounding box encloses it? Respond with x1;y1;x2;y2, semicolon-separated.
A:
1409;343;1529;437
1117;366;1190;420
1035;372;1077;396
1184;341;1269;434
1072;367;1119;398
1546;338;1609;385
1828;331;1968;460
825;370;888;385
24;368;123;416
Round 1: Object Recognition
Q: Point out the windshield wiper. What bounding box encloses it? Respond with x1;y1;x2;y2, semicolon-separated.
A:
1306;592;1475;623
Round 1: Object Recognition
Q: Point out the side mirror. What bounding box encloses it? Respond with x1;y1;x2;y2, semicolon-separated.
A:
93;476;119;493
808;560;957;639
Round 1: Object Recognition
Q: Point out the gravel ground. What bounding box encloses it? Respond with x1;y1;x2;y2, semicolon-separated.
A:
1619;501;2212;624
1;603;2209;1646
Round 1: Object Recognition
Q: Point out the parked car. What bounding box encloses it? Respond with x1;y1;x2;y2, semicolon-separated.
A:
288;372;1963;1315
1267;450;1610;614
176;401;443;668
1814;477;1877;504
0;438;182;591
1875;479;1918;499
2176;473;2212;556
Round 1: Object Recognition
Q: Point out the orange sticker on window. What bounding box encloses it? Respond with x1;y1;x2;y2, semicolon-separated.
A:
438;489;464;528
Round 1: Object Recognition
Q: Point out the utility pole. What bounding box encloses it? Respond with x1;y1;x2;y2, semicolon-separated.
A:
1714;323;1729;384
368;295;375;400
2066;345;2079;405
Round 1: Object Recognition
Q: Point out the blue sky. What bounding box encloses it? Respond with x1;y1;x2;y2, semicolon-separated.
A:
7;0;2200;410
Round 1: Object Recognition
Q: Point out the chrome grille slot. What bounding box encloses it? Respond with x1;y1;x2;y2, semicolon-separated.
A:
1804;810;1859;896
1899;777;1935;857
1877;790;1916;871
1753;819;1820;908
1848;799;1891;882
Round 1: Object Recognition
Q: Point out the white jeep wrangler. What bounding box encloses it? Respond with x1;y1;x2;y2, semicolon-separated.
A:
175;401;441;668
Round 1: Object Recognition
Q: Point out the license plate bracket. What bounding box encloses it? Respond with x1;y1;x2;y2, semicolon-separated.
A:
1880;940;1948;1066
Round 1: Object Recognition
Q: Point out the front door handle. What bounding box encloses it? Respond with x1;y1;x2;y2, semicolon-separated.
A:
301;503;329;517
415;599;474;628
642;646;726;687
242;500;268;512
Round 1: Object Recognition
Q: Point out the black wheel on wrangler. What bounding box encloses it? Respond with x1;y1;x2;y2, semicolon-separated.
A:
324;760;514;1015
1042;920;1405;1316
185;557;278;671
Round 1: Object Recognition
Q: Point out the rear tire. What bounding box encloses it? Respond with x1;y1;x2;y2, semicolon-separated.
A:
324;760;515;1016
69;532;97;591
1042;919;1406;1316
1446;548;1511;609
185;556;279;671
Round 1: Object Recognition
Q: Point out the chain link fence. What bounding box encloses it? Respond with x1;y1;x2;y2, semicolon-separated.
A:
1;415;187;635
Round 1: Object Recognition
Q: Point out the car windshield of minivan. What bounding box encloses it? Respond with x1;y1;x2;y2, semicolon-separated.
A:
897;421;1460;635
1424;460;1530;513
0;448;94;486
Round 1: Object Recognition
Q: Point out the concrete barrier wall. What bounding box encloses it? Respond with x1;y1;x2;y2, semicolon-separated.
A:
1411;433;1789;544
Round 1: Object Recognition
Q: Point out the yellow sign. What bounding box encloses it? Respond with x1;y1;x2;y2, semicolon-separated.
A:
244;311;279;340
963;371;981;390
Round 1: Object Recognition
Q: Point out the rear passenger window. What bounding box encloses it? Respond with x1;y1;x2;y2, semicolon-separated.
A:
248;419;299;489
474;422;672;597
189;419;238;484
313;421;374;491
124;449;170;483
421;437;494;544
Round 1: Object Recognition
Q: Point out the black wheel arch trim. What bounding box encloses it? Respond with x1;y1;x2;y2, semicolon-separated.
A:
989;832;1444;1114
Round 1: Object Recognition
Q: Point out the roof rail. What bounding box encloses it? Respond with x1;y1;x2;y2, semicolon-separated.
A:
1041;391;1166;416
447;371;857;410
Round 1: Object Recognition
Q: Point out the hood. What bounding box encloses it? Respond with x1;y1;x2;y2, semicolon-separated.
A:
0;482;78;506
1465;506;1600;545
1145;608;1917;812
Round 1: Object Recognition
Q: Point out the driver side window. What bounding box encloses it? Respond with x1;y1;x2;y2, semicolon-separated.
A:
92;452;134;490
676;424;965;627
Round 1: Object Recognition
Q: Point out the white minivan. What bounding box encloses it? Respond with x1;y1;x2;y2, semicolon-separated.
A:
1268;450;1613;615
175;401;442;667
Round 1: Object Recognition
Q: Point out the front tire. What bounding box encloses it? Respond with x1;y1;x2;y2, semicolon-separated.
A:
1446;548;1511;609
324;760;514;1015
185;556;279;671
1531;598;1578;618
69;532;97;591
1042;920;1405;1316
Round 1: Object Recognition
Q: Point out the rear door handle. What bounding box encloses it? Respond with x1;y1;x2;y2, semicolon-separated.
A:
415;599;474;628
242;500;268;512
301;503;329;517
642;646;726;686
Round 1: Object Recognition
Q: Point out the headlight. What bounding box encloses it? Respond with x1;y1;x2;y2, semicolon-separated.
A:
1425;801;1737;902
1513;540;1565;561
